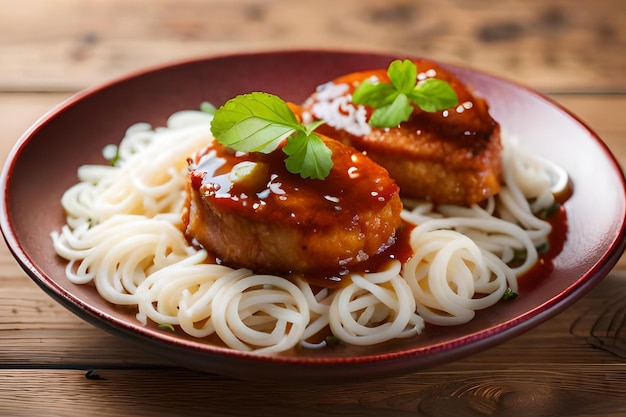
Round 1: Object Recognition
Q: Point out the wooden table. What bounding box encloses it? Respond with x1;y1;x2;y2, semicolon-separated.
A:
1;1;625;415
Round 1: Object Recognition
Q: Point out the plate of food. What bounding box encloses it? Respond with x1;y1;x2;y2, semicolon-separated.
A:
2;50;625;381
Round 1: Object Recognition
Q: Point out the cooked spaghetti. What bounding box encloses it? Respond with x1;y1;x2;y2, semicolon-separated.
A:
51;109;566;354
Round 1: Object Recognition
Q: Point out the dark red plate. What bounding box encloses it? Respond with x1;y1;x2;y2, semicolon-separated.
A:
2;50;625;381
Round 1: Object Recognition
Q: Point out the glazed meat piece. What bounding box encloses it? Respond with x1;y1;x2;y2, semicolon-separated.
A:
183;135;402;277
302;58;503;206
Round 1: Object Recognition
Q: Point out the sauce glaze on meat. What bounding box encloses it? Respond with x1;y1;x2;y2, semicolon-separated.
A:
183;134;403;277
303;58;503;206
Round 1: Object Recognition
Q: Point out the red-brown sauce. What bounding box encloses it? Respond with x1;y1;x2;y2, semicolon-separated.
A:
185;133;404;276
298;221;416;289
189;139;399;229
517;201;570;293
189;135;570;290
300;199;570;291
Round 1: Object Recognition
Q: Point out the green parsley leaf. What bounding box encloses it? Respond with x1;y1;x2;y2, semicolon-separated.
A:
407;78;460;112
211;92;300;153
369;93;413;128
352;59;459;128
351;80;398;108
387;59;417;93
211;92;333;180
283;131;333;179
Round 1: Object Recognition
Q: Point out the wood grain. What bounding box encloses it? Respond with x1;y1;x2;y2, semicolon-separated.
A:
0;366;625;417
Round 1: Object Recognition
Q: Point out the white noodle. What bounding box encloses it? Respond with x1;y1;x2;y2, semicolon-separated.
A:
50;110;566;353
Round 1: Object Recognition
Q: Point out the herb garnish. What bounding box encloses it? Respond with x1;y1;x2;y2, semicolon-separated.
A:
210;92;332;180
325;335;342;346
158;323;176;332
352;59;459;128
503;288;519;301
537;202;560;219
200;101;217;115
102;144;121;166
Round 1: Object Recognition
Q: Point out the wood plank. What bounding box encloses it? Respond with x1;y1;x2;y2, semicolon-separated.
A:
0;366;625;417
0;0;624;92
